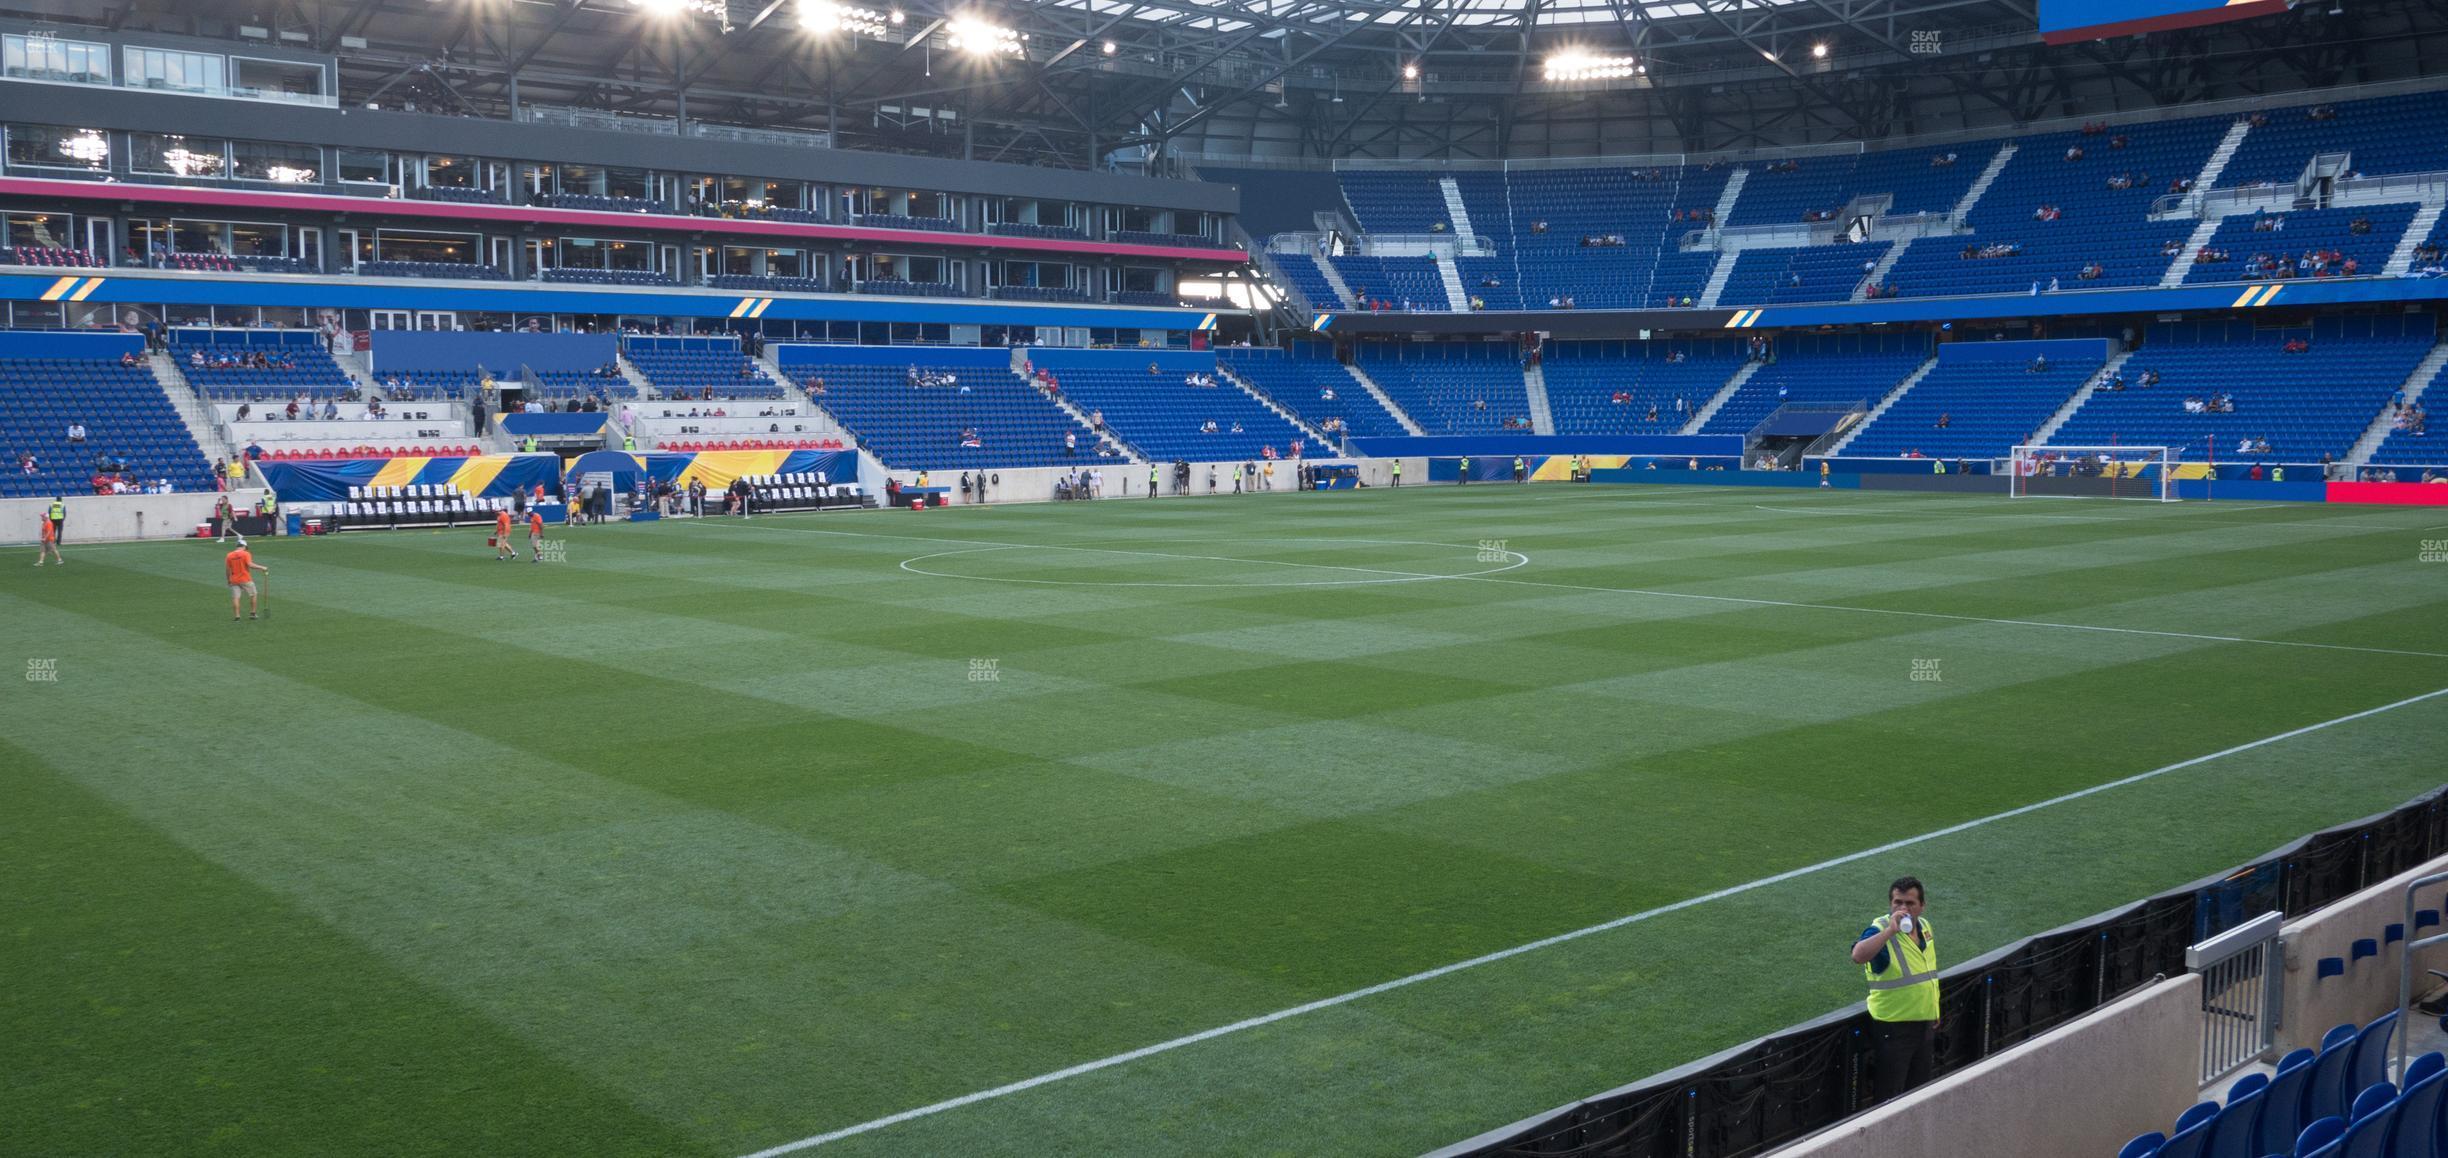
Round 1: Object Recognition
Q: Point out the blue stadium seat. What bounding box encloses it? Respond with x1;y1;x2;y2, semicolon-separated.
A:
2259;1049;2321;1158
2307;1024;2370;1127
1218;347;1407;438
1356;342;1534;436
0;355;216;497
787;360;1100;470
2346;1013;2403;1112
1028;351;1312;462
2298;1115;2349;1157
2119;1130;2166;1158
2202;1071;2269;1158
2387;1062;2445;1158
2340;1082;2399;1158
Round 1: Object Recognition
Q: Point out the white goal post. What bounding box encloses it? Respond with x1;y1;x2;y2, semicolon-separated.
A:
2005;445;2181;501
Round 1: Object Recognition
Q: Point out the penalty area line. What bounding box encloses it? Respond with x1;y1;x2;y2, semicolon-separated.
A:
734;684;2448;1157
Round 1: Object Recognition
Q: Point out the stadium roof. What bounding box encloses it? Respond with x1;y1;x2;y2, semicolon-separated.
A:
15;0;2447;167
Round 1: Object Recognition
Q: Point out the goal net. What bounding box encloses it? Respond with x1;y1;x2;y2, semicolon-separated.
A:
2005;445;2180;501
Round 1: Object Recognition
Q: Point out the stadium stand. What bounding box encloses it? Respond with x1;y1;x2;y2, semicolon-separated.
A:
1111;229;1216;248
2049;316;2433;461
9;245;102;268
1508;165;1734;309
1217;347;1409;437
857;278;969;298
707;273;827;293
790;361;1099;469
360;260;513;281
2119;1013;2411;1158
538;193;665;214
1717;241;1893;305
2182;203;2419;284
1354;342;1535;435
1843;354;2103;458
366;332;627;404
528;370;632;402
624;341;786;400
541;268;678;286
1333;255;1447;310
172;333;357;402
1026;350;1313;461
412;186;501;205
1339;171;1451;233
0;357;216;496
1700;333;1928;434
990;285;1093;303
2362;355;2446;468
1542;339;1749;435
854;213;965;233
987;222;1089;241
1264;250;1348;310
2215;92;2448;188
1110;290;1181;307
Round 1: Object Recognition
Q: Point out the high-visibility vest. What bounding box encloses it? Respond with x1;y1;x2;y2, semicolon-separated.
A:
260;495;279;516
1391;461;1401;476
523;436;538;452
49;500;65;521
1864;915;1939;1022
623;436;637;451
2272;467;2285;482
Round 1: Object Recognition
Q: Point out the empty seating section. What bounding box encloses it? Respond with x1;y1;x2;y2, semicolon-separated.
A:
540;193;664;214
1029;353;1311;461
1455;256;1524;310
858;278;969;298
530;370;630;401
990;285;1093;303
988;222;1089;241
2182;203;2418;283
624;346;781;400
174;336;356;402
542;268;677;286
1542;340;1747;435
1448;173;1510;238
1217;348;1408;437
1340;171;1451;233
708;273;826;293
1504;165;1732;310
366;369;474;402
1333;256;1446;310
1844;357;2099;458
1719;242;1891;305
795;363;1092;469
414;186;499;205
11;245;101;267
360;260;511;281
1726;161;1862;227
2217;92;2448;188
1110;291;1180;307
1701;333;1927;434
2049;317;2432;460
1355;343;1532;435
1885;119;2225;298
253;443;484;461
2121;1014;2419;1158
1265;250;1347;310
854;213;965;233
1848;143;2001;216
1111;230;1214;247
0;357;215;496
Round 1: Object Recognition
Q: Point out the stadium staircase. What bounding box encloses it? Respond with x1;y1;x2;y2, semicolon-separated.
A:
1711;168;1749;225
2386;204;2447;276
1215;364;1341;451
1434;254;1470;310
1949;144;2018;220
331;347;381;399
1521;361;1557;435
616;356;660;400
1345;361;1426;435
1438;177;1478;243
149;352;237;464
1035;375;1142;461
1822;355;1939;455
2346;339;2448;465
2161;219;2229;286
1681;361;1760;434
2158;120;2257;221
1698;254;1740;308
2029;348;2134;445
1312;254;1358;309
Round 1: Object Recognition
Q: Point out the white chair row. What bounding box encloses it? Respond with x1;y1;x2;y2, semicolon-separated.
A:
349;483;467;500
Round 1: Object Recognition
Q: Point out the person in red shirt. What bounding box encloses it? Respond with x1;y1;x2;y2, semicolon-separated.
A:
493;507;515;561
225;542;267;620
526;509;545;563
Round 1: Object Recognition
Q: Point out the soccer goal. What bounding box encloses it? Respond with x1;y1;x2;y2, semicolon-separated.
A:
2006;445;2181;501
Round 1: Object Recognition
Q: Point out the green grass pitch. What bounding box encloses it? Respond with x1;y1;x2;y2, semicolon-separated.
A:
7;484;2448;1156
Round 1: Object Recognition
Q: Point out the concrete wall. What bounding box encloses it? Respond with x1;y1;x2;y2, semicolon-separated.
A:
881;460;1347;504
0;490;269;545
1776;975;2204;1158
228;419;467;443
2277;853;2448;1055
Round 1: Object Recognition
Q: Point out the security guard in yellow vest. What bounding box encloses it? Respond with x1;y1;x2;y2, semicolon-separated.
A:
259;492;279;531
1851;875;1939;1100
523;435;539;452
47;496;66;544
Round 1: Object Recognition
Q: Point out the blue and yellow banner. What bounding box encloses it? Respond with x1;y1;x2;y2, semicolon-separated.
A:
257;453;565;503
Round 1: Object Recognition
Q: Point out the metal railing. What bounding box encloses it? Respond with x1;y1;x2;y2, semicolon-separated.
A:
2188;910;2284;1083
2397;869;2448;1080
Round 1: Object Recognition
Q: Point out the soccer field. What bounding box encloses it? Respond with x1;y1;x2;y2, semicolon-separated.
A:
8;484;2448;1157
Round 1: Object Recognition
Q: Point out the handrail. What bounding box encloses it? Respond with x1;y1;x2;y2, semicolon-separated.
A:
2397;868;2448;1080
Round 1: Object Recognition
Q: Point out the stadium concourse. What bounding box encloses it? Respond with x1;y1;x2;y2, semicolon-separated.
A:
8;0;2448;1155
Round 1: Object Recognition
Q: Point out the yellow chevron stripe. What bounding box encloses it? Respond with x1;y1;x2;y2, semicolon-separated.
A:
747;297;773;318
67;276;104;301
38;276;77;301
2230;287;2262;309
2254;284;2283;307
729;297;754;318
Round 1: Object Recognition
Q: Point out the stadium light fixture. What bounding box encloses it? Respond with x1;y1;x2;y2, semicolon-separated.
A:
946;16;1026;57
800;0;890;37
1811;42;1829;58
1401;61;1419;79
628;0;732;29
1543;51;1639;82
1102;39;1117;55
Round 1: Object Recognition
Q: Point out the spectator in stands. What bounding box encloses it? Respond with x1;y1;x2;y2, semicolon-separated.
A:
65;422;86;444
2282;337;2310;354
2027;354;2048;373
2063;145;2084;161
1935;412;1950;429
284;398;300;421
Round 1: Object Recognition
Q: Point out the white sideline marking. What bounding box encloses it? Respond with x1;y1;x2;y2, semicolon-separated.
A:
737;684;2448;1156
691;519;2448;662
